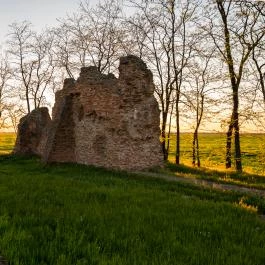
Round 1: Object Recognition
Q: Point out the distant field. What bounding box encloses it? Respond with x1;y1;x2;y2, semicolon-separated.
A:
1;132;265;174
168;133;265;175
0;133;16;155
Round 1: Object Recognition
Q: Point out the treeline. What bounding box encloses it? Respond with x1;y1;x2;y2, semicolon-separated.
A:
0;0;265;172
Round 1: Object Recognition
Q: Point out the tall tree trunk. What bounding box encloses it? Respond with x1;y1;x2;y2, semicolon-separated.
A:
26;87;31;113
161;112;168;161
226;122;233;169
196;134;200;167
192;131;196;166
192;129;198;166
234;111;242;172
192;129;201;167
166;106;174;158
193;94;203;167
232;87;242;172
175;92;180;164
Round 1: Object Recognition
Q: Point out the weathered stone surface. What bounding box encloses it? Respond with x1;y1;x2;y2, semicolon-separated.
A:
13;107;51;156
44;55;163;170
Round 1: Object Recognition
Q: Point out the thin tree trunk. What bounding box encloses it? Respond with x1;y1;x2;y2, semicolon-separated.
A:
226;121;233;169
234;112;242;172
196;95;204;168
193;93;204;167
175;93;180;164
166;106;174;158
192;130;197;166
161;112;168;161
196;134;200;167
252;52;265;103
26;87;31;113
232;86;242;172
192;129;201;167
192;131;196;166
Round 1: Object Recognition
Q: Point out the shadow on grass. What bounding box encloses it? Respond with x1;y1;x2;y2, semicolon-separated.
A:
165;162;265;187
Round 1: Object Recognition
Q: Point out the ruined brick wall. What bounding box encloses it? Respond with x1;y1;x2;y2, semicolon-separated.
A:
13;107;51;156
42;79;77;163
44;55;163;170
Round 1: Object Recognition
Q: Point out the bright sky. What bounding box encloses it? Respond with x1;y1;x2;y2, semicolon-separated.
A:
0;0;263;133
0;0;97;46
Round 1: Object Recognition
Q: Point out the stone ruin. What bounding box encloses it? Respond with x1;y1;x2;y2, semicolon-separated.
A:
14;55;163;171
13;107;51;156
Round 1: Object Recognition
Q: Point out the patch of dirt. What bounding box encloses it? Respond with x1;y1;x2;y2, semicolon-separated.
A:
135;171;265;198
135;171;265;220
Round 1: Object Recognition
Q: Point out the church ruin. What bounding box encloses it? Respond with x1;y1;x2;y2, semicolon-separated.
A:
14;55;163;171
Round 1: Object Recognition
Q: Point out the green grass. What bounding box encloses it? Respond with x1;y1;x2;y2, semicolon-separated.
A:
0;133;16;155
168;133;265;175
165;162;265;190
164;133;265;188
0;155;265;265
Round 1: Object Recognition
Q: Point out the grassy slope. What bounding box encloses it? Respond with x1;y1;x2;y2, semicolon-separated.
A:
0;156;265;265
0;133;265;264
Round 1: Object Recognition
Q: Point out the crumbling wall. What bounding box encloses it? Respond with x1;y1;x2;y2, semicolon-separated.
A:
13;107;51;156
42;79;78;163
16;55;163;170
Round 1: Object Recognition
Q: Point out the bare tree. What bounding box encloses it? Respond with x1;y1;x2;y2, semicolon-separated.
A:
126;0;198;162
5;103;25;133
252;47;265;105
30;32;56;109
52;0;125;78
7;21;56;113
0;52;12;128
203;0;265;172
80;0;124;73
170;0;198;165
185;49;214;167
250;2;265;106
50;24;76;78
7;21;33;113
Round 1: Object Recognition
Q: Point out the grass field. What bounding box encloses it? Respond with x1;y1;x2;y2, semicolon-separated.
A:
168;133;265;175
0;155;265;265
0;133;16;155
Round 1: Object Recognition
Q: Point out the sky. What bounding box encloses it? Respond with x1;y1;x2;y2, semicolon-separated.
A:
0;0;95;46
0;0;264;133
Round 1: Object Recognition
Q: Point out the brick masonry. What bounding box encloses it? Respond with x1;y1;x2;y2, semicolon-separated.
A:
15;55;164;171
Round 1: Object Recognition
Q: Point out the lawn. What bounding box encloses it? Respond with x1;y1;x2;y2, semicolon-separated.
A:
0;155;265;265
